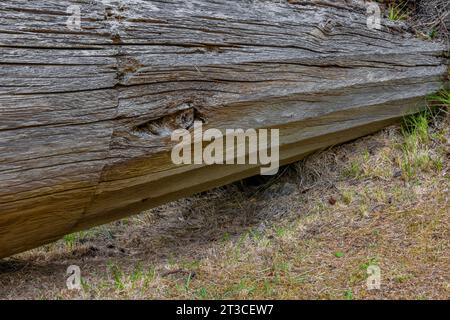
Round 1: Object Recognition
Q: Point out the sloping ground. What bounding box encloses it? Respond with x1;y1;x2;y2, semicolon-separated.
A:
0;102;448;300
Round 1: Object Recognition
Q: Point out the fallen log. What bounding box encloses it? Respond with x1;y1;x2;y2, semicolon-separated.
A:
0;0;447;258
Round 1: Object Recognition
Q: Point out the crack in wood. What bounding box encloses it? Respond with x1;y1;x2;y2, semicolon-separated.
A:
134;104;205;137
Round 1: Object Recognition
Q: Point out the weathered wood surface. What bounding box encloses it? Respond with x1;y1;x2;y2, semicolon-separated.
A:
0;0;447;258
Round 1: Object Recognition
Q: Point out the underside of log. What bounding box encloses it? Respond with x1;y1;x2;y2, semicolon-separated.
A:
0;0;447;258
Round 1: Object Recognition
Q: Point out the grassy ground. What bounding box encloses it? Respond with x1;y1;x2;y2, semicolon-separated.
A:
0;93;448;300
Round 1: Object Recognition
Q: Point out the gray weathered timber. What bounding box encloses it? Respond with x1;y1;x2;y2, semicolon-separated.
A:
0;0;448;258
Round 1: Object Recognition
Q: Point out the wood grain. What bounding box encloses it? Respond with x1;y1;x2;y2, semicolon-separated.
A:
0;0;447;258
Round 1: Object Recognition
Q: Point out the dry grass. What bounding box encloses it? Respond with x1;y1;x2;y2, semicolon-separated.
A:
377;0;449;42
0;99;448;300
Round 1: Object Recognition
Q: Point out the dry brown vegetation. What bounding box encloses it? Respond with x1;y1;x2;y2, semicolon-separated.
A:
1;99;448;300
378;0;449;41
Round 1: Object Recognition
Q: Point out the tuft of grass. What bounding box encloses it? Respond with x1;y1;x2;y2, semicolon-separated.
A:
387;2;409;21
359;258;379;271
63;231;90;250
429;89;450;108
63;233;77;250
274;226;287;238
341;190;353;205
344;289;354;300
196;287;208;299
343;161;362;179
402;111;430;143
399;110;434;180
429;28;437;40
108;262;125;291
